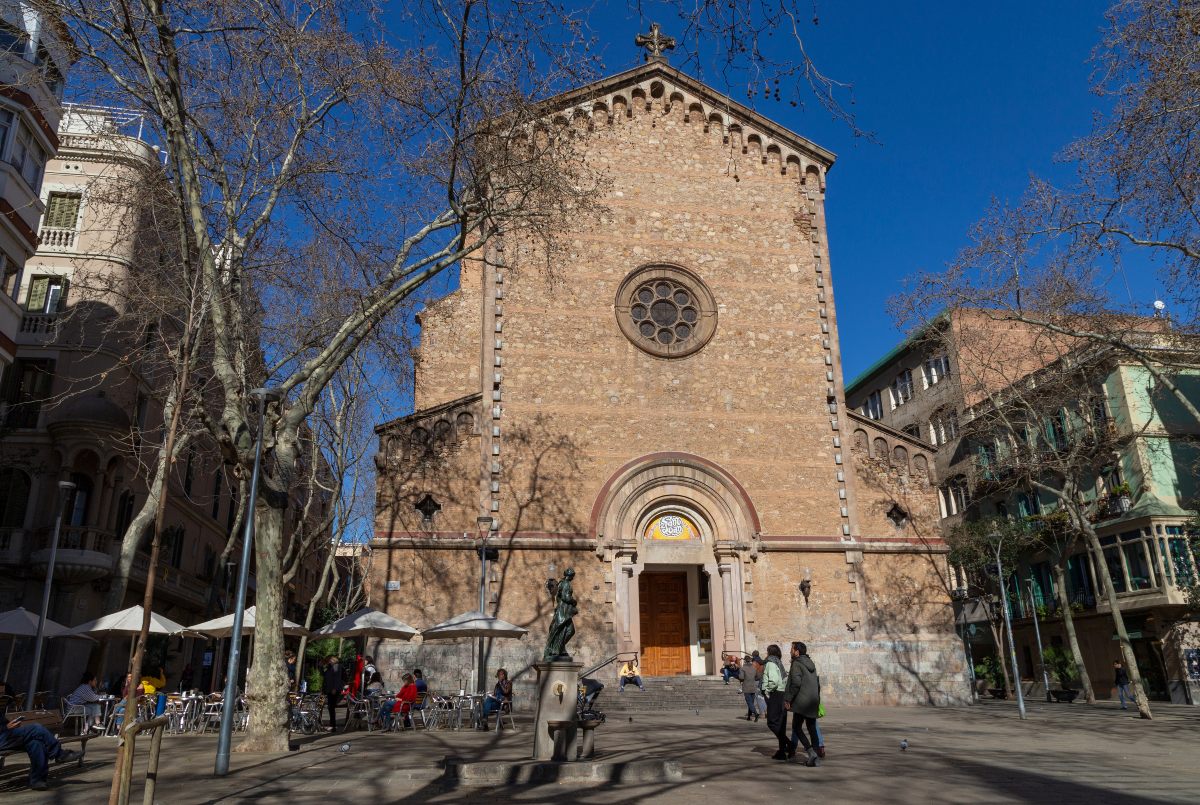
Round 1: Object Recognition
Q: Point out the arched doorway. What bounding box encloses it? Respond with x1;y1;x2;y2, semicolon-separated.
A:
591;453;760;676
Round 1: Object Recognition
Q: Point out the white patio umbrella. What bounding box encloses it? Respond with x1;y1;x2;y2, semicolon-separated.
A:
421;611;528;694
313;607;420;641
66;604;197;668
0;607;92;681
190;606;308;638
420;611;528;640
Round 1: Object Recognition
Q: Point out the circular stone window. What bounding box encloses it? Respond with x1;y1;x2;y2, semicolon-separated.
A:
614;264;717;358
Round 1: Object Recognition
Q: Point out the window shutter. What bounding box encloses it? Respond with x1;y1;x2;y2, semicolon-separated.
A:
25;276;47;311
45;193;81;229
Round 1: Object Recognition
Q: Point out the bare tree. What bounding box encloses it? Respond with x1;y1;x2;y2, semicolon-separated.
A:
46;0;870;754
898;0;1200;425
938;319;1156;718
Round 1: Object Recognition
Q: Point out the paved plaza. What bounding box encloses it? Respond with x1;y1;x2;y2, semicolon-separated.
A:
3;699;1198;804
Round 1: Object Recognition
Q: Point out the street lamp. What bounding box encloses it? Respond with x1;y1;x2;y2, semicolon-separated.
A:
1026;578;1052;702
26;480;75;710
991;535;1027;720
474;515;496;694
215;387;282;776
952;586;978;703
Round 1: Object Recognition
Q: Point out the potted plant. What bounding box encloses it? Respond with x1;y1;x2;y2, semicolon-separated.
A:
1110;483;1133;513
1043;646;1079;703
976;656;1008;699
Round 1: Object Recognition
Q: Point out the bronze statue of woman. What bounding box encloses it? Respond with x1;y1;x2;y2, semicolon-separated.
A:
543;568;577;661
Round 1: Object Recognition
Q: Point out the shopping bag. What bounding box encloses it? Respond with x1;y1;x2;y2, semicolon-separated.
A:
817;702;825;719
754;692;767;715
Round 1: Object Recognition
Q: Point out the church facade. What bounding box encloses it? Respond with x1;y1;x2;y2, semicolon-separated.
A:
371;53;967;705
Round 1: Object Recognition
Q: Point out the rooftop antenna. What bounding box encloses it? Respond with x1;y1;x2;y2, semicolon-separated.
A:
1153;299;1166;318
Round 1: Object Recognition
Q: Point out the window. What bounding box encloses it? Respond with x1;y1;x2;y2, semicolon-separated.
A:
211;474;222;519
24;275;68;313
976;440;998;480
1166;526;1195;586
0;108;12;161
67;473;92;527
43;192;81;230
901;423;920;439
35;40;62;95
615;264;718;358
929;408;959;446
1;358;54;428
183;447;196;495
862;390;883;421
1;250;23;301
1103;545;1128;594
891;369;914;407
941;477;969;518
1045;410;1068;451
0;20;27;56
9;123;46;189
114;490;135;538
1016;491;1042;518
922;355;950;388
0;468;31;528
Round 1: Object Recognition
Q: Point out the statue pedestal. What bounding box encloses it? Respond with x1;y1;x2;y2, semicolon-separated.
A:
532;660;581;760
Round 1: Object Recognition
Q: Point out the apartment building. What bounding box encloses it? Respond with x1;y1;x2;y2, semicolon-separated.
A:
847;312;1200;704
0;1;69;388
0;104;326;696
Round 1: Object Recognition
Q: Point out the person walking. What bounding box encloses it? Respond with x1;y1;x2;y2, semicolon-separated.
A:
761;644;790;760
1113;660;1133;710
784;641;821;766
322;655;345;732
740;655;760;721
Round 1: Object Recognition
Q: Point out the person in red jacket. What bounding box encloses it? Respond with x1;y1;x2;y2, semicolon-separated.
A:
385;674;418;730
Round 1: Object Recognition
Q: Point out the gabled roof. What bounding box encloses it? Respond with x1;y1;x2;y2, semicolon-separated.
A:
533;60;837;173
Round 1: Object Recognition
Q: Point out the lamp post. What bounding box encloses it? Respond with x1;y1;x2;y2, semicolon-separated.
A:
1026;578;1052;702
215;387;282;776
953;587;978;703
475;515;495;694
992;536;1027;720
26;480;75;710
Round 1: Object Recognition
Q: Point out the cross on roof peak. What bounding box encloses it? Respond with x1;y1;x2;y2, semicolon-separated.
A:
635;23;675;62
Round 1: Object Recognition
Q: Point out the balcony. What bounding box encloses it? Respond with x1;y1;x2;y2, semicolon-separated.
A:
130;552;211;607
17;311;59;344
29;526;115;584
0;527;27;564
37;226;76;252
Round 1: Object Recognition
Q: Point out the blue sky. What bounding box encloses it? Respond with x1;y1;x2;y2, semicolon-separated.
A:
575;1;1158;380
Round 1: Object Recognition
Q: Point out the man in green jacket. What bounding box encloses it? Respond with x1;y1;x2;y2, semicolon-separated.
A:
760;644;791;760
783;641;821;766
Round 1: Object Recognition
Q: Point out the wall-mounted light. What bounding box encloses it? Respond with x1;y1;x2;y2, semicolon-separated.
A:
546;562;558;596
799;578;812;606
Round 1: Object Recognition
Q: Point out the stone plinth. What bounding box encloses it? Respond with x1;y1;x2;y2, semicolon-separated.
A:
532;660;581;760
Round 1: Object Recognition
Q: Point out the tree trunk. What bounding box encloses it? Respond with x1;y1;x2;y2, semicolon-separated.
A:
295;539;337;687
987;614;1012;693
1051;559;1095;703
1081;526;1153;719
239;500;290;752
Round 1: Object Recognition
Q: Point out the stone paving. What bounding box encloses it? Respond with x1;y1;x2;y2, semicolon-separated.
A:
3;698;1198;804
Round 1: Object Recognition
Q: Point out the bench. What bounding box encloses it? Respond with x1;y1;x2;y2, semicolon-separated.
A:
0;710;91;775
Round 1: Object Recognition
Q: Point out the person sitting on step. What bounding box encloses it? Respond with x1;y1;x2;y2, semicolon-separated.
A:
618;658;645;692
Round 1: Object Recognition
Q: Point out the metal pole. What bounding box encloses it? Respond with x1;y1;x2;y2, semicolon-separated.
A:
962;617;978;703
215;387;280;776
995;545;1027;719
1027;579;1052;702
27;480;75;710
475;519;490;695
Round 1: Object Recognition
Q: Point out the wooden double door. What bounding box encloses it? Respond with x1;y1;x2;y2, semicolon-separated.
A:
639;572;690;676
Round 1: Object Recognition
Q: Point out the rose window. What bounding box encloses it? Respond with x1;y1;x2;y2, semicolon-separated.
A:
630;280;700;346
615;264;717;358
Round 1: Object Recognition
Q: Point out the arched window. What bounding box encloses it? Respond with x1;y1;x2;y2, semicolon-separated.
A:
67;472;92;527
114;490;135;538
0;468;31;528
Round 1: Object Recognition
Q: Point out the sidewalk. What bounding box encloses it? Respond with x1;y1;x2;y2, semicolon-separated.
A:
3;699;1197;803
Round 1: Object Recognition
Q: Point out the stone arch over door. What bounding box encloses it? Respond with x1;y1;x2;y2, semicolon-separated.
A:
591;452;760;667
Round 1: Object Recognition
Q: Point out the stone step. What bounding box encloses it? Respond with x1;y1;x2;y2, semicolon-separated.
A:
596;675;750;714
